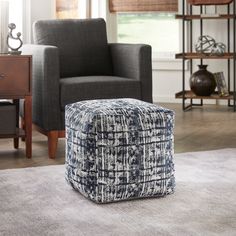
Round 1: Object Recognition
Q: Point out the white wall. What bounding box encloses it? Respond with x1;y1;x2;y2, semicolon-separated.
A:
153;69;184;103
30;0;55;24
24;0;55;42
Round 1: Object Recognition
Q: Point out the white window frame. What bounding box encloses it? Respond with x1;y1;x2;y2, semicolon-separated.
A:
152;19;187;71
8;0;33;43
91;0;117;43
22;0;31;43
20;0;57;43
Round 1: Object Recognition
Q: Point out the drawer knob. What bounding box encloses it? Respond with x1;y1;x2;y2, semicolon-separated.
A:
0;74;5;79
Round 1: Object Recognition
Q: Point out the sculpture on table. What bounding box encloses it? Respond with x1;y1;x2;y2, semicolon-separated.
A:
7;23;23;55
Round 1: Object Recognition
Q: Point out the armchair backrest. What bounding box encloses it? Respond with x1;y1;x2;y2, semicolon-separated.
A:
33;18;113;78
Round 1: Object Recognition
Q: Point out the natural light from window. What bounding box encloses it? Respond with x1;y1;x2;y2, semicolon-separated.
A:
117;13;180;59
8;0;23;36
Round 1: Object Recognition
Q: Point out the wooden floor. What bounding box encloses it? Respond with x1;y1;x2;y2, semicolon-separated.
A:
1;103;236;170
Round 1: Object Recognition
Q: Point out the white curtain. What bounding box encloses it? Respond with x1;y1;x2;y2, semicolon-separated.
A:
0;0;9;53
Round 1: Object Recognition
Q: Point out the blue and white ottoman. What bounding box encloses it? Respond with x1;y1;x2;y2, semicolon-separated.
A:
65;99;175;203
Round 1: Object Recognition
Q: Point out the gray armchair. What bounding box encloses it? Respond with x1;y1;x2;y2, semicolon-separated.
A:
22;18;152;158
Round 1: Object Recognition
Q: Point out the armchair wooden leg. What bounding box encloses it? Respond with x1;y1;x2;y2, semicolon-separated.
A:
33;125;65;159
48;131;59;159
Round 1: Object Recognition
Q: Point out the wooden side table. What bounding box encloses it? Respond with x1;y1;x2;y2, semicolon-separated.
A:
0;55;32;158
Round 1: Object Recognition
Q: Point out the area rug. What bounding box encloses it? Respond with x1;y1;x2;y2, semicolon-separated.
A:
0;149;236;236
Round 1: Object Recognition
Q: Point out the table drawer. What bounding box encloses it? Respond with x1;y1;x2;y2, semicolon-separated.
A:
0;56;31;96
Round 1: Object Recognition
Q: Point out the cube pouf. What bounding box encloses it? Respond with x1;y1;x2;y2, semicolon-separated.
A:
65;99;175;203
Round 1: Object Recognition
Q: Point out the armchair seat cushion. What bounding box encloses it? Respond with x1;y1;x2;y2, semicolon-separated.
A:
60;76;142;110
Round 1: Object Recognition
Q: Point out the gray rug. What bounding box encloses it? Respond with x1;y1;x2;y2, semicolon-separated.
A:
0;149;236;236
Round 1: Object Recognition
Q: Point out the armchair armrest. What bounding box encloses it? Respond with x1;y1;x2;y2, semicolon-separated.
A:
109;43;152;103
22;44;62;130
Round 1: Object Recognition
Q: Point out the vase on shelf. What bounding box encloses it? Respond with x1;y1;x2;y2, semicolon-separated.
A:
190;65;216;96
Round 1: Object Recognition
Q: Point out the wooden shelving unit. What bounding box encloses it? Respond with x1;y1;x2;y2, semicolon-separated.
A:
176;91;234;99
176;14;236;19
176;52;236;59
176;0;236;111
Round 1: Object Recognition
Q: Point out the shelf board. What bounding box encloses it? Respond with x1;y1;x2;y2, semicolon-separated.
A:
176;14;236;20
0;128;25;139
176;91;234;100
175;52;236;59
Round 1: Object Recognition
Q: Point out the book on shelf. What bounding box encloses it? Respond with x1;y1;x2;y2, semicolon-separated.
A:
214;72;229;96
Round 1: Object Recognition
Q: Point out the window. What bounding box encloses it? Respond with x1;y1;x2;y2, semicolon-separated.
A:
117;13;180;59
0;0;24;51
9;0;23;38
56;0;92;19
56;0;79;19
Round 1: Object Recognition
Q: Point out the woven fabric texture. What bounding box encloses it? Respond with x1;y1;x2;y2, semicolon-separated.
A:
109;0;178;12
65;99;175;203
33;18;112;78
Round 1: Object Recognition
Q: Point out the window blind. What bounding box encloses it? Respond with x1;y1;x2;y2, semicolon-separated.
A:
56;0;78;12
109;0;178;13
